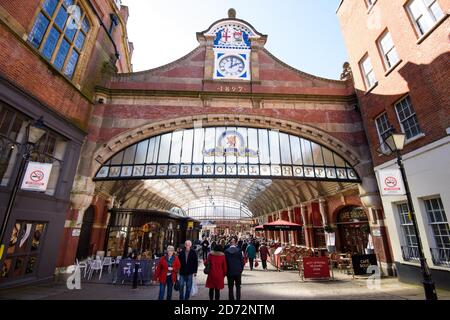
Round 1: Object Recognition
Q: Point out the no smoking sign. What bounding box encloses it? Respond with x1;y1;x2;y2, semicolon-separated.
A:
378;168;405;196
21;162;53;192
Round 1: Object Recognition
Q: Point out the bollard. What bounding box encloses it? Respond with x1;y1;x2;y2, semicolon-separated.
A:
132;263;139;289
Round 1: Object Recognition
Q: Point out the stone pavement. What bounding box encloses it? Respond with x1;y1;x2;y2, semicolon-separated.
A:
0;261;449;300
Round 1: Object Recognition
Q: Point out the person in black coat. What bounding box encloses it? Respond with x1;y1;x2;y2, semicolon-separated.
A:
178;240;198;300
201;237;210;261
225;237;244;300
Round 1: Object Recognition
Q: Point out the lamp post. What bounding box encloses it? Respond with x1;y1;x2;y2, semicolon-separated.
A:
0;117;46;261
377;128;437;300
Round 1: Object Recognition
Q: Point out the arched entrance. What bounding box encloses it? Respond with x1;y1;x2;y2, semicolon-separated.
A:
76;206;95;260
336;206;370;254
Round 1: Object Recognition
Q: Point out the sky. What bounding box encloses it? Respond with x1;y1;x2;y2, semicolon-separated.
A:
120;0;347;80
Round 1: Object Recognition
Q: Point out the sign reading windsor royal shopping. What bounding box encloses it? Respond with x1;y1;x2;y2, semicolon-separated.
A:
21;162;53;192
378;168;405;196
95;127;360;182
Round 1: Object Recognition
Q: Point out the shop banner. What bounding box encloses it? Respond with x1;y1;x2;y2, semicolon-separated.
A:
21;162;53;192
378;168;405;196
302;257;330;279
351;254;378;275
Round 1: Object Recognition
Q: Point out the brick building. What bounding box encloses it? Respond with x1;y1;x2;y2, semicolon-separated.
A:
0;0;132;288
70;9;394;278
337;0;449;289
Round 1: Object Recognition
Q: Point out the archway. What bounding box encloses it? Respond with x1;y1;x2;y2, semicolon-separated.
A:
336;206;370;254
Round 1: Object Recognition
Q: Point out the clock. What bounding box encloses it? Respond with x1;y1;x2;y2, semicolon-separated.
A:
218;55;245;77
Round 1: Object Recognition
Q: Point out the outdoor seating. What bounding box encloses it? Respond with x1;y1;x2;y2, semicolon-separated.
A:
102;257;113;274
75;259;88;278
88;259;103;280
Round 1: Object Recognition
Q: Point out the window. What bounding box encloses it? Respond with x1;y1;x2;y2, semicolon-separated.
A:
378;31;400;69
407;0;444;36
360;55;377;89
425;197;450;266
394;96;422;140
375;113;391;151
28;0;91;79
397;203;420;261
0;221;48;283
0;103;67;195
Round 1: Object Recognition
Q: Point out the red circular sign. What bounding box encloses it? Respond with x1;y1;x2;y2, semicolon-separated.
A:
385;176;397;188
30;170;45;182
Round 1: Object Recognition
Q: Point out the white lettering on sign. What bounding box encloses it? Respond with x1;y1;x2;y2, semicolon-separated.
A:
21;162;53;192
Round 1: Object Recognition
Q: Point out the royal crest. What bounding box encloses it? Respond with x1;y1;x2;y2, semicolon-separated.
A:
203;130;258;157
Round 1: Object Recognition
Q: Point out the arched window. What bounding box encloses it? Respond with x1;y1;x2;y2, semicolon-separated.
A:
28;0;91;79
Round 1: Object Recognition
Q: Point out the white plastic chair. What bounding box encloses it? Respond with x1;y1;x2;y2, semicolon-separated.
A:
76;259;88;278
102;257;113;274
88;259;103;280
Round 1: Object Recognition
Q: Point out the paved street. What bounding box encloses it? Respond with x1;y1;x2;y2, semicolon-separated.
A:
1;261;449;300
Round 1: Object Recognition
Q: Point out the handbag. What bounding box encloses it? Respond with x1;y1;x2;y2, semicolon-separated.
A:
190;277;198;297
173;276;180;291
255;260;259;268
203;261;210;274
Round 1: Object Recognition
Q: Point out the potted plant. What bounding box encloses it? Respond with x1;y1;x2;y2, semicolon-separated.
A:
324;225;336;253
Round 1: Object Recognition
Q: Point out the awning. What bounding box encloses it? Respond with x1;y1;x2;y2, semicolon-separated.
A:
254;225;264;231
263;219;302;231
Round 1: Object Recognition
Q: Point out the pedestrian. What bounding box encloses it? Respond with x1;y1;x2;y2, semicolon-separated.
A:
178;240;198;300
205;244;227;300
259;243;270;270
246;241;256;270
225;237;244;300
201;236;209;261
152;245;180;300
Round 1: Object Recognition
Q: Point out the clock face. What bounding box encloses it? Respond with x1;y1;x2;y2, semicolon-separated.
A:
218;55;245;77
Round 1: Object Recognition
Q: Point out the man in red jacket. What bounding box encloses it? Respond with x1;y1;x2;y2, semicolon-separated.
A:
152;246;180;300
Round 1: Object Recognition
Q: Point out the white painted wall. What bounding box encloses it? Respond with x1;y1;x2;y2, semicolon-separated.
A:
375;136;450;272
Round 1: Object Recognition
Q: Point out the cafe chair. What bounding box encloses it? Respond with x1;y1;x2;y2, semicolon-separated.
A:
102;257;113;274
88;259;103;280
75;259;88;278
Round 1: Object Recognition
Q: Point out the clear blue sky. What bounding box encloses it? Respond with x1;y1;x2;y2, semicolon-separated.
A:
121;0;347;80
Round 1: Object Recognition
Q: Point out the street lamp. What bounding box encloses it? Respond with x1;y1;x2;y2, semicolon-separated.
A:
0;117;46;260
377;127;438;300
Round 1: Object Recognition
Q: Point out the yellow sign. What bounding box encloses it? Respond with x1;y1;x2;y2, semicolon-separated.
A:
188;221;194;229
0;244;4;260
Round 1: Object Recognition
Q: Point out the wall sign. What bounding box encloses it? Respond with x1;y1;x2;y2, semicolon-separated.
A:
21;162;53;192
302;257;330;279
378;169;405;196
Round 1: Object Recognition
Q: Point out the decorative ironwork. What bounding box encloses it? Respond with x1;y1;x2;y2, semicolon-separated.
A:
430;247;450;267
401;245;420;262
94;127;360;182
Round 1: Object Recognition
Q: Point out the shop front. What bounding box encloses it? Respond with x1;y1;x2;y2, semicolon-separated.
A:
0;77;85;288
336;206;370;255
105;209;200;258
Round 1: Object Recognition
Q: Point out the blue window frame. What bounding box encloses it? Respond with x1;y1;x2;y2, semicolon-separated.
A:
28;0;90;79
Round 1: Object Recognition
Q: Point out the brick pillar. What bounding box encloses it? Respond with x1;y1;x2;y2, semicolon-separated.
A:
301;204;312;248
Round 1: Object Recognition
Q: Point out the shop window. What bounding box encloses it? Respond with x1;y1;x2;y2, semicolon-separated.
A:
0;103;67;196
394;96;422;140
406;0;444;36
425;197;450;266
28;0;91;79
1;221;47;283
313;227;326;248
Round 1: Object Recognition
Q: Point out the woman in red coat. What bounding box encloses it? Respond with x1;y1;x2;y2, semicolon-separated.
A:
152;245;180;300
205;244;227;300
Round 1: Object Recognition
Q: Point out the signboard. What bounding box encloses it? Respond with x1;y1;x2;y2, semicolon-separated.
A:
378;169;405;196
21;162;53;192
187;221;194;230
351;254;378;275
302;257;330;279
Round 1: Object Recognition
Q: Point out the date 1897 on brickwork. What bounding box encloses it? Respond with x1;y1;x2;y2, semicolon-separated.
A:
216;85;246;93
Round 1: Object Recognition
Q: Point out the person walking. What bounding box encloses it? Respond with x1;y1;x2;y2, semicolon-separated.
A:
205;244;227;300
201;236;210;261
225;237;244;300
259;243;270;270
152;245;180;300
178;240;198;300
246;241;257;270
